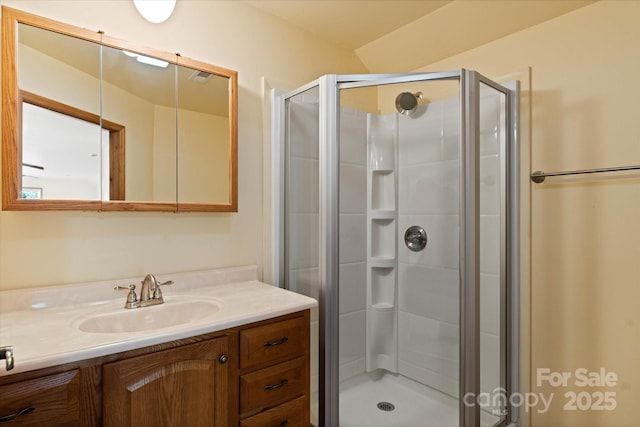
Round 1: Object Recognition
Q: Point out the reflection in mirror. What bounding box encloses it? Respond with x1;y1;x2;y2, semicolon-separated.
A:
22;99;104;200
20;91;126;201
177;60;231;206
17;22;102;201
101;43;177;205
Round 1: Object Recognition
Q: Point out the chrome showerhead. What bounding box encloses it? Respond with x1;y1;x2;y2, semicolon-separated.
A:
395;91;423;116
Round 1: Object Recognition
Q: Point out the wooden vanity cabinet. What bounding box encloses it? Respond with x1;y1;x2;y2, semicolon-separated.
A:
102;337;229;427
0;310;310;427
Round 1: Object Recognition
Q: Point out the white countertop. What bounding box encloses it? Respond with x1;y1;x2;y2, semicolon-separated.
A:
0;266;317;377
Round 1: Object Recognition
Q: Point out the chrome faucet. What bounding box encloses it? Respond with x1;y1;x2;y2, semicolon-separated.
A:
115;274;174;309
140;274;157;302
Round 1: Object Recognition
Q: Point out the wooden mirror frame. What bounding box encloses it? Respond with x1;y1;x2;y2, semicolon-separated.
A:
1;6;238;212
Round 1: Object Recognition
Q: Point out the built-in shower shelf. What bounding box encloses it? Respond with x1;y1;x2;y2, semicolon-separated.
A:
366;112;399;374
370;218;395;260
370;210;395;219
371;303;394;310
370;257;395;268
371;171;395;211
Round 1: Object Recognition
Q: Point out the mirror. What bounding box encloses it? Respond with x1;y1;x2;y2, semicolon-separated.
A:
100;41;178;207
1;6;238;212
176;58;234;209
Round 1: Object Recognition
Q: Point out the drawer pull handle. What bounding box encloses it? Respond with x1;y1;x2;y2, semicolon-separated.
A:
264;379;288;390
264;337;288;347
278;421;289;427
0;405;35;423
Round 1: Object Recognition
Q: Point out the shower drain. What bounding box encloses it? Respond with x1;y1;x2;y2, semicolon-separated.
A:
377;402;395;412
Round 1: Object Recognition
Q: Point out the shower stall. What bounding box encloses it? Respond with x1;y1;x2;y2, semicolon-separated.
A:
276;70;519;427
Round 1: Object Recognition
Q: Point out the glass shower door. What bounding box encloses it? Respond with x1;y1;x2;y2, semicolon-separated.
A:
477;78;511;425
284;83;322;425
337;76;464;427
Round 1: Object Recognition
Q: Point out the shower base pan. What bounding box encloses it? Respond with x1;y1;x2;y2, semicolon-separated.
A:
339;372;499;427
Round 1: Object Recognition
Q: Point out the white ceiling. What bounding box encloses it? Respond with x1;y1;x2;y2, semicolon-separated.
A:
244;0;597;72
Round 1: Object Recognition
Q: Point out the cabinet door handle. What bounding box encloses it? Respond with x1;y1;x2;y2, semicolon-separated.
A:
218;354;229;364
263;337;288;347
278;421;289;427
263;379;288;390
0;405;35;423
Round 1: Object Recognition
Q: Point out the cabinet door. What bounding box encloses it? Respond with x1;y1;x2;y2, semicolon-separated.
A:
103;337;228;427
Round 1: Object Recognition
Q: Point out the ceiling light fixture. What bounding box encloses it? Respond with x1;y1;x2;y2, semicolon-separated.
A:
133;0;176;24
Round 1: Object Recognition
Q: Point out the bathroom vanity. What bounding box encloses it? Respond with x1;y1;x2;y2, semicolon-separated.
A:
0;266;315;426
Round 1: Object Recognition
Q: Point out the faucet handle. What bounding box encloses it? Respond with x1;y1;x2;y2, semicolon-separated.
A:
152;280;173;300
115;284;137;305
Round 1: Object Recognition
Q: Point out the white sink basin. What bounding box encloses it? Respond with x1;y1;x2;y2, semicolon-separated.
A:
77;299;220;333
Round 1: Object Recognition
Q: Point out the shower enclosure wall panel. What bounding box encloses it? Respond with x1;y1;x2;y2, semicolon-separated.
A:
397;96;461;398
394;90;505;405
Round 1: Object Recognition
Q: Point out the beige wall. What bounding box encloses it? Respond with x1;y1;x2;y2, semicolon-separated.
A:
0;0;368;289
152;104;177;202
102;80;157;201
177;108;229;204
410;2;639;426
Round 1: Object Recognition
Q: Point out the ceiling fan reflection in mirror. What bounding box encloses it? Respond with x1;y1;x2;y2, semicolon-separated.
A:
22;162;44;170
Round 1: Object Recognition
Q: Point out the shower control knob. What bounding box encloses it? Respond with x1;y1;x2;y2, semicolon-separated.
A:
404;226;427;252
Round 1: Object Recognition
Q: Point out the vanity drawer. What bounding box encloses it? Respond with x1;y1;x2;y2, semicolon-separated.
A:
0;370;80;426
239;396;307;427
240;316;306;370
239;357;305;416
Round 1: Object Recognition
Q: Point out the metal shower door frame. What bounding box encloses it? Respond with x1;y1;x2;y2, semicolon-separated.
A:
281;70;519;427
460;70;518;427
